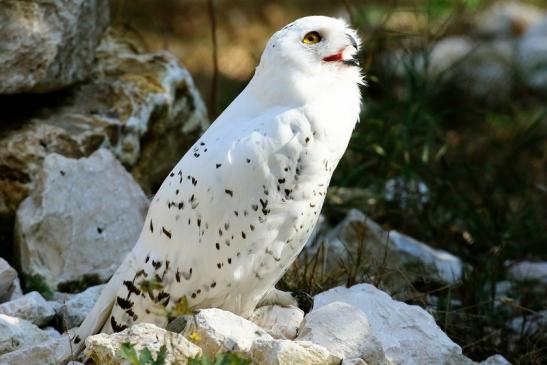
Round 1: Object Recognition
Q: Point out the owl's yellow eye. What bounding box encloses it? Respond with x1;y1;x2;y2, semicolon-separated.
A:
302;31;322;44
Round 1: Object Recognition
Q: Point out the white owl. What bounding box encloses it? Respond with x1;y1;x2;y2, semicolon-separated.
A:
73;15;363;349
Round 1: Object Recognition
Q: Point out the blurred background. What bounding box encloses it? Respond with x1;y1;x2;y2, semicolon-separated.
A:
108;1;547;363
0;0;545;364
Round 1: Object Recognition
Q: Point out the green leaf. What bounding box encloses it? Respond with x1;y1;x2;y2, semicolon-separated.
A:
119;342;140;365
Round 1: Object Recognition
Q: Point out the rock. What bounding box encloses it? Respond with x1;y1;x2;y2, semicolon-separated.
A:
341;359;368;365
384;177;428;209
317;209;462;297
297;302;386;365
15;149;148;291
0;0;110;94
251;339;340;365
480;354;512;365
473;1;545;39
0;313;52;355
0;334;73;365
429;36;516;105
85;322;201;365
0;29;208;258
56;284;104;329
182;308;272;358
0;258;17;302
314;284;464;365
0;291;55;326
518;18;547;93
250;305;304;340
507;260;547;284
507;309;547;335
42;326;62;338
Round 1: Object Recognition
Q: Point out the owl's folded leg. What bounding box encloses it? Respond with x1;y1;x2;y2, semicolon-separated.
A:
256;287;314;314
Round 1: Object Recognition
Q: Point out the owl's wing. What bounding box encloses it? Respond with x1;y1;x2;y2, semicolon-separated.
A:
72;106;312;352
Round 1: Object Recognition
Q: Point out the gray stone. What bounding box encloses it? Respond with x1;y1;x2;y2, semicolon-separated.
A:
56;284;104;329
314;284;464;365
250;305;304;340
0;313;52;355
312;209;463;297
0;258;17;302
85;322;201;365
0;334;73;365
518;18;547;93
0;0;110;93
0;291;55;326
480;354;512;365
15;149;148;291
251;339;340;365
297;302;386;365
0;29;208;258
507;260;547;284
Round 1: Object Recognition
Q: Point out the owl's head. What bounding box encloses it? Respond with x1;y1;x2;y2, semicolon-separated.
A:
258;16;362;81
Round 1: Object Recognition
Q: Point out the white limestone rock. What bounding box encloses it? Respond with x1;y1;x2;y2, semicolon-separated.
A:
0;291;55;326
314;284;463;365
507;260;547;284
15;149;149;291
0;0;110;93
298;302;386;365
251;339;340;365
56;284;104;329
85;322;201;365
182;308;272;358
0;335;73;365
480;354;512;365
0;313;52;355
250;305;304;340
341;359;368;365
518;18;547;93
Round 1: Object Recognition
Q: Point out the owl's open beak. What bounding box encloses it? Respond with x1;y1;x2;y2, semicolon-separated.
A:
322;33;360;67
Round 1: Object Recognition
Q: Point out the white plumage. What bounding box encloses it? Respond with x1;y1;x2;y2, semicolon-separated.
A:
72;15;363;349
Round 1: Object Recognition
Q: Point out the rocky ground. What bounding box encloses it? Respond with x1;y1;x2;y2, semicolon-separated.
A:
0;1;546;365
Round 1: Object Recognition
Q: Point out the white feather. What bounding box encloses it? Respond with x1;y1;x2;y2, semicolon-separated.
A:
73;15;363;351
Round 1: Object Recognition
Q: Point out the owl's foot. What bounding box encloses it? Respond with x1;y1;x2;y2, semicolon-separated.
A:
290;290;314;314
257;288;314;314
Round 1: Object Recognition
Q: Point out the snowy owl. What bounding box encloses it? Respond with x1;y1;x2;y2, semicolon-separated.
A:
72;15;362;348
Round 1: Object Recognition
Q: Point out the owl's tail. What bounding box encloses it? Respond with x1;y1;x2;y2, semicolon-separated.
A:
66;245;141;358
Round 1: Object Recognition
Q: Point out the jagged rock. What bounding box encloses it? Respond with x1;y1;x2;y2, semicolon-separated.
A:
250;305;304;340
518;18;547;93
314;284;464;365
0;334;73;365
55;284;104;329
0;258;17;302
85;322;201;365
0;0;110;94
0;29;208;257
182;308;272;358
297;302;386;365
507;260;547;285
15;149;148;291
314;209;462;297
0;313;52;355
251;339;340;365
0;291;55;326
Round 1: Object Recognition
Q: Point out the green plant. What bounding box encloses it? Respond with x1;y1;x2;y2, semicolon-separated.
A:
119;342;167;365
189;353;251;365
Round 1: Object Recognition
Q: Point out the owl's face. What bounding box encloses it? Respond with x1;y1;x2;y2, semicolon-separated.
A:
262;16;361;76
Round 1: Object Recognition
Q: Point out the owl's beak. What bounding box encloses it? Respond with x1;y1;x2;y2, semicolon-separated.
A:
322;33;360;67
